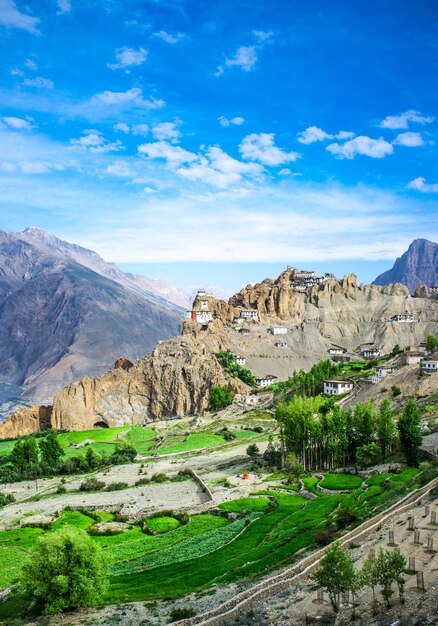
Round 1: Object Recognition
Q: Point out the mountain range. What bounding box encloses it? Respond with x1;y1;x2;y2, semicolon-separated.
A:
373;238;438;294
0;228;187;404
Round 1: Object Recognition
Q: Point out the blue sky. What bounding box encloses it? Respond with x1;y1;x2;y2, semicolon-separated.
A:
0;0;437;293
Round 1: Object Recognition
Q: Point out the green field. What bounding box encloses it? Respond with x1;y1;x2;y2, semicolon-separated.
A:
0;467;422;618
0;424;260;462
319;473;363;490
147;516;181;533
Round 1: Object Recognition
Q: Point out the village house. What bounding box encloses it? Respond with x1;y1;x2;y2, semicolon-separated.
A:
362;348;380;359
406;353;422;365
421;360;438;373
419;342;429;355
269;326;287;335
188;310;213;323
275;341;287;348
255;374;278;388
237;327;250;334
235;355;246;366
323;379;354;396
389;310;415;323
240;309;258;320
370;366;397;384
237;395;262;406
328;346;345;356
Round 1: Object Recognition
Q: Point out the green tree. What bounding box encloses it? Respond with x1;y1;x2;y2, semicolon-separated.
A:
397;398;422;466
39;431;64;468
21;526;108;614
375;548;407;608
110;441;137;464
285;452;303;483
263;435;281;468
10;438;25;473
377;399;396;460
360;552;379;605
355;442;380;468
246;443;260;459
425;333;438;351
313;541;356;612
85;445;99;470
209;385;234;411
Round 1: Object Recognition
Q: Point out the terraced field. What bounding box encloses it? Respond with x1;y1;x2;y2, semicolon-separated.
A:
0;467;422;618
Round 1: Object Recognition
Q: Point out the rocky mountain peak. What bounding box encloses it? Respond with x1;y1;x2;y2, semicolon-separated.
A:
373;238;438;294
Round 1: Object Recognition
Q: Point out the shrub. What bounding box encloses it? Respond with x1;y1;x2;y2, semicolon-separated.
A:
151;473;168;483
56;484;66;494
79;477;105;492
135;477;151;486
391;386;402;397
0;492;15;507
313;526;336;546
105;482;128;491
169;607;196;622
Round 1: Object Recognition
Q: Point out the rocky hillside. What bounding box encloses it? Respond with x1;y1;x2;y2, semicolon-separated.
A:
373;238;438;293
0;230;185;404
2;268;438;438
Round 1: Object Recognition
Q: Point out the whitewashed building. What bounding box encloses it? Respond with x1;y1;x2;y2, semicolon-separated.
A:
255;375;278;388
235;355;246;366
421;360;438;373
329;347;345;356
362;348;380;359
389;310;415;323
323;380;354;396
275;341;287;348
270;326;287;335
240;309;258;320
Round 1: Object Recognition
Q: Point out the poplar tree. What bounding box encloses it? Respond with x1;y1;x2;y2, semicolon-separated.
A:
377;399;395;460
397;398;422;466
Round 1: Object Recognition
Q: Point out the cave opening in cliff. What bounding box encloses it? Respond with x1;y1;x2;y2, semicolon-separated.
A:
93;421;109;428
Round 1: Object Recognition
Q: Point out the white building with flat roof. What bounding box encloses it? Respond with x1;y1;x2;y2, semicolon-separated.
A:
421;360;438;372
255;375;278;388
270;326;287;335
240;309;258;320
323;380;354;396
235;355;246;366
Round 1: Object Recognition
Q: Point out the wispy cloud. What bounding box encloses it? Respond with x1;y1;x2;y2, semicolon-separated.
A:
392;132;425;147
379;110;435;129
239;133;301;165
297;126;354;144
326;136;394;159
0;115;33;130
218;116;245;127
90;87;164;109
56;0;71;16
407;177;438;193
252;30;273;42
107;46;148;70
22;76;54;89
153;30;185;43
151;122;180;142
138;140;197;167
70;130;124;153
0;0;40;34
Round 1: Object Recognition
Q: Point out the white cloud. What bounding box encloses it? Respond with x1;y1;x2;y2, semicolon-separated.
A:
22;76;54;89
379;110;435;129
297;126;333;144
153;30;185;44
70;130;124;153
407;177;438;193
177;146;263;189
326;136;394;159
90;88;165;109
218;116;245;127
0;0;40;34
0;160;64;174
138;141;197;167
151;122;180;142
279;168;291;176
296;126;355;144
24;57;38;70
56;0;71;15
239;133;301;165
252;30;273;42
217;45;257;76
104;161;135;178
132;123;149;136
113;122;130;133
392;132;425;147
1;116;33;130
107;46;148;70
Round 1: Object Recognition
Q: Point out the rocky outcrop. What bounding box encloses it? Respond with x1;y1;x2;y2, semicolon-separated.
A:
0;405;52;439
229;268;306;322
373;238;438;294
